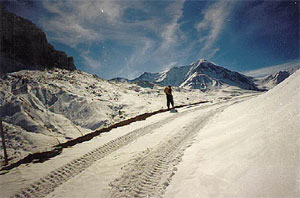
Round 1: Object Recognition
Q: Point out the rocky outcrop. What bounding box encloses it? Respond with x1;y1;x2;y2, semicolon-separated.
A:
0;6;76;74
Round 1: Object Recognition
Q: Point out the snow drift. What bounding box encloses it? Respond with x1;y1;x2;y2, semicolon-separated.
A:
165;68;300;197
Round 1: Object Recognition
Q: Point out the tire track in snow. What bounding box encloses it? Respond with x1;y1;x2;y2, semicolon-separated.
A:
108;108;223;198
10;96;253;198
10;102;218;198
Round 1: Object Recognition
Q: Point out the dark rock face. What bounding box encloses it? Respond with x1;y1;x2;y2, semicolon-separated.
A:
0;6;76;74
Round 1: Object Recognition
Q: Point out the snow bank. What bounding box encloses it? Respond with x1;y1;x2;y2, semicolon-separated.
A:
165;70;300;197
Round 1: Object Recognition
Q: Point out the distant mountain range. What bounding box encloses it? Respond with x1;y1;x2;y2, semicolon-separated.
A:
255;67;300;90
132;59;259;91
111;59;299;92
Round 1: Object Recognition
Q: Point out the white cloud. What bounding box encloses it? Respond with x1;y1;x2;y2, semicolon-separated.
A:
42;1;150;46
195;1;236;59
160;0;185;49
243;59;300;77
45;19;100;47
111;0;186;79
42;1;104;46
77;1;121;22
113;39;156;79
81;54;103;71
206;48;220;60
42;1;166;49
164;61;178;71
40;0;189;79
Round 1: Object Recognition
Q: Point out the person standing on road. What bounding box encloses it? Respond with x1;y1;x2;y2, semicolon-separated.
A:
164;85;174;110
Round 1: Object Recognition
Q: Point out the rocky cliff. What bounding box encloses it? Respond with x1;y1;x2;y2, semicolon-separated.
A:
0;6;76;74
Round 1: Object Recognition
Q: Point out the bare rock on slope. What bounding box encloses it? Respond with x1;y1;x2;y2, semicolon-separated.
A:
0;6;76;74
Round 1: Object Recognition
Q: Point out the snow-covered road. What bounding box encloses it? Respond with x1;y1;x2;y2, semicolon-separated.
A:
5;96;250;198
3;67;299;198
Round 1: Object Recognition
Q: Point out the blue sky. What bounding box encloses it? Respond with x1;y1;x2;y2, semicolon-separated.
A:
3;0;300;79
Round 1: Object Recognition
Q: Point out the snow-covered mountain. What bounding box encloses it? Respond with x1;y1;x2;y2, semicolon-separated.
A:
134;59;258;91
255;67;299;90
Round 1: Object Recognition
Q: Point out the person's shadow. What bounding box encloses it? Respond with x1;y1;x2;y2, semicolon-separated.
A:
170;109;178;113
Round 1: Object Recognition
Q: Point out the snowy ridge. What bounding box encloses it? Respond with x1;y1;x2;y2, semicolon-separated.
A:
134;59;258;91
134;65;191;87
181;73;221;90
255;67;299;90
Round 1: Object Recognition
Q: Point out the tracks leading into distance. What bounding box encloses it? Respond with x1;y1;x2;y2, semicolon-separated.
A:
10;96;254;198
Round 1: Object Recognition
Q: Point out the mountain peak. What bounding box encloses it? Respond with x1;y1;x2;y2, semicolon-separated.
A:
191;59;209;67
134;59;258;91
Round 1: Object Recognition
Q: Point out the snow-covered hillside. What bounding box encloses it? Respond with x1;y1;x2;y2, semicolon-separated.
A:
255;67;299;90
0;68;256;165
135;59;258;91
165;67;300;198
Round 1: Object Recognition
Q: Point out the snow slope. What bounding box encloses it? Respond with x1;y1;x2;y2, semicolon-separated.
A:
0;68;255;165
164;68;300;197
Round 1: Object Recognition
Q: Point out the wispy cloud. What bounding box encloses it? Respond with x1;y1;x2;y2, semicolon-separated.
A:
45;19;100;47
81;54;103;71
243;59;300;77
110;0;186;78
163;61;178;71
41;0;188;76
42;0;175;47
41;1;123;46
39;0;238;79
113;39;156;79
160;0;185;49
195;1;236;59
